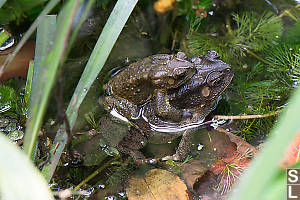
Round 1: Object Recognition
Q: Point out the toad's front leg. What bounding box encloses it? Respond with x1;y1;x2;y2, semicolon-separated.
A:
104;96;141;122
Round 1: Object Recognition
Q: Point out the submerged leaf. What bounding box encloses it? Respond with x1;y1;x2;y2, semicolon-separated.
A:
126;169;189;200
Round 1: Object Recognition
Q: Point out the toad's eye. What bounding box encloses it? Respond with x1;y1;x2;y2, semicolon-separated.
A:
175;71;186;79
207;51;220;59
189;57;202;64
174;68;186;76
207;72;223;86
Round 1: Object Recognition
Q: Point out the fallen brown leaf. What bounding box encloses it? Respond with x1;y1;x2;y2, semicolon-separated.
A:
181;160;208;189
126;169;190;200
0;41;35;81
280;129;300;169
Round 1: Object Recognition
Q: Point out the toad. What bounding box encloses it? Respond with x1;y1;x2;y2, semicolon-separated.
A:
142;51;234;133
139;51;234;160
103;52;196;122
102;51;233;161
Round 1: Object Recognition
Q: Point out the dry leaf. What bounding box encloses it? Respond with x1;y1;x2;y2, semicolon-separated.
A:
126;169;190;200
181;160;208;189
0;41;35;81
280;129;300;169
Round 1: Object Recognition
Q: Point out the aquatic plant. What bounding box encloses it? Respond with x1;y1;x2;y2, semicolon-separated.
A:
187;9;300;140
176;0;213;21
84;112;99;132
0;85;16;114
0;0;138;198
210;148;253;195
187;11;282;62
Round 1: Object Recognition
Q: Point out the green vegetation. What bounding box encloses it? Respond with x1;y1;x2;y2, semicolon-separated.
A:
0;0;299;199
188;12;283;62
187;9;299;140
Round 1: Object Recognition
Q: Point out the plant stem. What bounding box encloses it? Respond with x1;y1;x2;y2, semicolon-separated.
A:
214;110;282;120
73;155;120;191
226;16;233;35
246;49;278;68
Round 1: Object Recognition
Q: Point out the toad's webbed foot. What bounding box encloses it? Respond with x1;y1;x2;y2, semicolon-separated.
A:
161;130;193;161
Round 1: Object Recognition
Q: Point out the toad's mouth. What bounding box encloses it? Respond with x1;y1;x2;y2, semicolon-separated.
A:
147;119;206;133
141;108;206;133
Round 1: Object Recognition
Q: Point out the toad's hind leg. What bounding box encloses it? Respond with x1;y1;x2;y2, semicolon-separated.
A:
104;96;141;122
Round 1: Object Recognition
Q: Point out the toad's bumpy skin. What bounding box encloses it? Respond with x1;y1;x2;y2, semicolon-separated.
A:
103;52;196;121
102;51;233;161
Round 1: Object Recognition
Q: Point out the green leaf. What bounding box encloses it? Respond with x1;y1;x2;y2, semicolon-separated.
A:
25;60;34;105
41;0;138;182
23;15;56;160
24;0;83;159
0;0;6;8
0;133;54;200
0;29;9;47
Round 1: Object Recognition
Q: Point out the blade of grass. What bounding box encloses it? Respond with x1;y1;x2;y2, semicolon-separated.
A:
0;0;60;78
25;60;34;105
23;15;56;160
230;85;300;199
67;0;95;54
24;0;82;158
0;29;9;47
0;0;6;8
66;0;138;128
41;0;138;182
0;134;54;200
261;162;300;199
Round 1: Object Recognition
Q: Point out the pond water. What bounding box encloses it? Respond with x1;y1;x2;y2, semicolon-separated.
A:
1;0;299;199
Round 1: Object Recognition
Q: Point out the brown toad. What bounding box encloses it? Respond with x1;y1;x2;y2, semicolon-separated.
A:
103;52;196;122
138;51;234;160
142;51;234;133
102;51;233;161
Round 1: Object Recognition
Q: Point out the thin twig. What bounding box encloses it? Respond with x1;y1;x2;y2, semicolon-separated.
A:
73;155;120;191
213;110;282;120
246;49;278;68
278;4;300;21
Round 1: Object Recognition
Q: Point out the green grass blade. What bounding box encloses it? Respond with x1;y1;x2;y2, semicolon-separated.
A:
230;85;300;199
23;15;56;160
66;0;138;127
41;0;138;182
25;60;34;105
24;0;83;158
0;134;54;200
0;0;6;8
